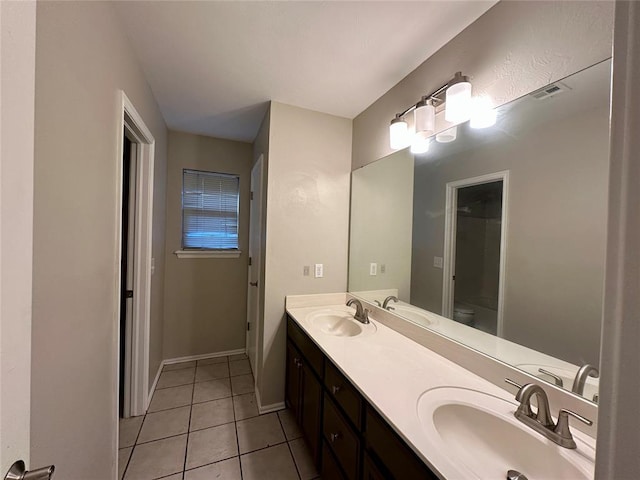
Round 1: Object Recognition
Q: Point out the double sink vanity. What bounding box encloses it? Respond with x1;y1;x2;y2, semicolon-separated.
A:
285;293;596;480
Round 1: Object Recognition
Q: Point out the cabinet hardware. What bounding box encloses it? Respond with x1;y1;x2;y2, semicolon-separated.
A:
331;385;341;395
329;432;341;443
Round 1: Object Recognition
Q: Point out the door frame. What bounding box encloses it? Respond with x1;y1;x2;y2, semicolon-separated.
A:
442;170;509;336
246;155;264;381
115;91;155;419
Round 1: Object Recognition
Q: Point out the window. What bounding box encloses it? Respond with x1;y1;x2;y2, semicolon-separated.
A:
182;169;239;250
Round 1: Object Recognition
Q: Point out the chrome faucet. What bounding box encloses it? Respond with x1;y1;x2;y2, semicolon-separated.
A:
506;379;592;449
382;295;398;310
346;299;370;324
571;364;599;396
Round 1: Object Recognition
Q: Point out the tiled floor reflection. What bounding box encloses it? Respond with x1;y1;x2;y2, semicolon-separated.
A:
118;354;319;480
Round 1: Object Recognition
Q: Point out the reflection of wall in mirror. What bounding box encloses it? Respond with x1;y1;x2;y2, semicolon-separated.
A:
349;149;413;300
411;105;609;367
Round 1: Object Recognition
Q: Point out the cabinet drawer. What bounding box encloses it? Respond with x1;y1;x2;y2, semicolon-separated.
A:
287;316;324;378
365;406;438;479
325;361;362;429
322;441;346;480
323;394;360;480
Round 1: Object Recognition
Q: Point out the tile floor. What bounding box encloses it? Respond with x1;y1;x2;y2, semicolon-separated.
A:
119;354;320;480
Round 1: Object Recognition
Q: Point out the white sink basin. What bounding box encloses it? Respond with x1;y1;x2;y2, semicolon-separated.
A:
389;304;437;327
306;309;376;337
416;387;595;479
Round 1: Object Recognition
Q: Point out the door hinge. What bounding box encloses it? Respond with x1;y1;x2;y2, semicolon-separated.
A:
250;191;254;200
125;290;134;298
249;256;252;266
247;322;251;331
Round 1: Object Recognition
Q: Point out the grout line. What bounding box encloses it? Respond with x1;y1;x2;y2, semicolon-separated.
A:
182;376;197;475
230;369;244;480
277;412;303;480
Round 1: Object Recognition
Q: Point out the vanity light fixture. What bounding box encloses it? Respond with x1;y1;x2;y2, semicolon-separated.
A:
389;71;473;150
389;115;410;149
470;96;497;129
410;135;431;154
436;126;457;143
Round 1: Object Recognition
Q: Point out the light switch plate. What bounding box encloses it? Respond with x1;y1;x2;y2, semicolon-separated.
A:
314;264;323;278
433;256;444;268
380;264;386;274
303;266;310;276
369;263;377;276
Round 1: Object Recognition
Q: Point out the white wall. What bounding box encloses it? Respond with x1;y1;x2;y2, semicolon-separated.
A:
0;0;36;472
258;102;352;408
349;149;413;299
352;1;614;169
31;2;167;478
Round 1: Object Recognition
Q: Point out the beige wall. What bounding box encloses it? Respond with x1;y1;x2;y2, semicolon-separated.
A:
410;107;609;367
163;131;252;359
259;102;352;408
348;149;413;299
32;2;167;478
352;1;614;169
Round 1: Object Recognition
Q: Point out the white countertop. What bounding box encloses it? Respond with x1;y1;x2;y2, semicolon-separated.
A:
285;294;596;480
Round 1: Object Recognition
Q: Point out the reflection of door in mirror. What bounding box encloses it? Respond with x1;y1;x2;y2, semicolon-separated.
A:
447;179;504;336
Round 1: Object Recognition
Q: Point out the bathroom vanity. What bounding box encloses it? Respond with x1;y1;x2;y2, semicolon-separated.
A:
285;294;596;480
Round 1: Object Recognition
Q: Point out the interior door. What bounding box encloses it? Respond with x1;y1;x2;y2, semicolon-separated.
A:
246;156;264;376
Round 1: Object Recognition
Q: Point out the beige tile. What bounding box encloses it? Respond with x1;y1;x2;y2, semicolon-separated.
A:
160;475;183;480
236;413;285;454
232;393;259;421
118;447;132;480
197;356;228;366
277;409;302;440
138;406;190;443
229;359;252;377
184;457;241;480
195;363;230;383
190;397;234;431
289;437;319;480
124;434;187;480
157;368;195;389
186;423;238;470
148;384;193;413
119;416;144;448
230;374;254;395
193;378;232;404
164;360;197;371
228;353;248;361
240;443;298;480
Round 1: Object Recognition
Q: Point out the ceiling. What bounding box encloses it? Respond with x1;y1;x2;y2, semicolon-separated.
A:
115;1;497;143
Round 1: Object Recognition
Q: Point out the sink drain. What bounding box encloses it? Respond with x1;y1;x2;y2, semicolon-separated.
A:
507;470;529;480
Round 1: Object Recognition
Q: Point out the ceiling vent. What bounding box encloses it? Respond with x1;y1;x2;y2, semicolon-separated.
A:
529;82;571;100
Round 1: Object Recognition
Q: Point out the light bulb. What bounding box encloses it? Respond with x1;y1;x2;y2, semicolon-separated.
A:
414;99;435;138
445;74;472;123
436;126;457;143
470;97;497;129
389;117;409;150
411;134;431;154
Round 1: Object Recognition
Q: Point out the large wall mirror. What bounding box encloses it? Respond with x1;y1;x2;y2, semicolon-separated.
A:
348;59;611;404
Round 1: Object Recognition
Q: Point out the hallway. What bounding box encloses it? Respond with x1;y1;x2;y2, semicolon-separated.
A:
118;355;319;480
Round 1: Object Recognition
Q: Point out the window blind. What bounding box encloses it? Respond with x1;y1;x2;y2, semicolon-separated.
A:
182;169;240;250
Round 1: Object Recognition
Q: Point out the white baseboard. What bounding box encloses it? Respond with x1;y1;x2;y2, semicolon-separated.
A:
255;385;286;414
147;363;163;410
163;348;246;365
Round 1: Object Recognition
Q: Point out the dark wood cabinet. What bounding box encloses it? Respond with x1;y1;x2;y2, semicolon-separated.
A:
286;314;438;480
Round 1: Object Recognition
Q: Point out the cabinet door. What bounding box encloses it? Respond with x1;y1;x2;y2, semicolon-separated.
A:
363;453;387;480
300;361;322;466
285;341;302;419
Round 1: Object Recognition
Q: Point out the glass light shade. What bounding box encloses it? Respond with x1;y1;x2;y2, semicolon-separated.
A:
470;97;497;129
445;80;472;123
410;134;431;154
389;118;409;150
435;126;457;143
414;101;435;137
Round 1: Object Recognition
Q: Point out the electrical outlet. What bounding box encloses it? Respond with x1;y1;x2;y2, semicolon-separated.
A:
433;256;444;268
380;264;386;274
303;266;310;276
314;264;323;278
369;263;377;276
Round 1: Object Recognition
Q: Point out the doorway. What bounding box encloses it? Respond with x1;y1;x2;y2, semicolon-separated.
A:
442;171;508;336
246;155;264;380
116;92;156;421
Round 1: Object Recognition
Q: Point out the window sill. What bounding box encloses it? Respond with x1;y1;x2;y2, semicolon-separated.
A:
174;250;242;259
